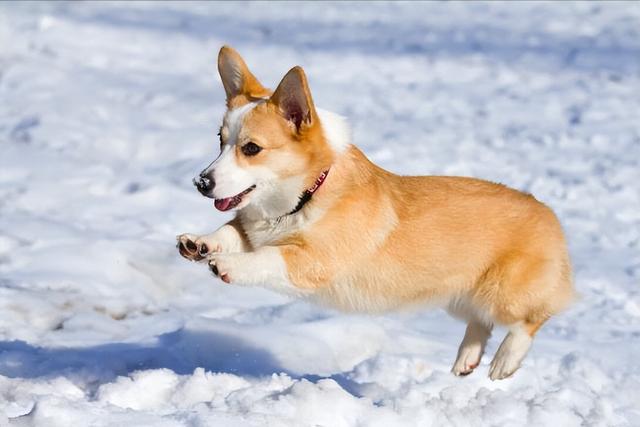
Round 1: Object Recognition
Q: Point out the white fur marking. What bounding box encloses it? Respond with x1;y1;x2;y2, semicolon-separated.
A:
452;321;492;375
489;323;533;380
202;102;264;200
208;144;256;200
198;223;249;253
317;109;351;154
208;247;307;297
225;101;260;145
241;175;306;223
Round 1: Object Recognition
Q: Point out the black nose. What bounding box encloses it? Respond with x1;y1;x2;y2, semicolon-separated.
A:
194;172;215;197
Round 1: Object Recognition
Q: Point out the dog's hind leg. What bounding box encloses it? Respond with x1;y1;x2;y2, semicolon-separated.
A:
488;320;545;380
452;320;493;376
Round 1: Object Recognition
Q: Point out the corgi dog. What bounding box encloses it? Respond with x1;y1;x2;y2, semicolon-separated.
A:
177;46;574;380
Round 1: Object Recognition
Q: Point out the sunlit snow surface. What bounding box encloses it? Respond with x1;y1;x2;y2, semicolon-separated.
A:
1;2;639;426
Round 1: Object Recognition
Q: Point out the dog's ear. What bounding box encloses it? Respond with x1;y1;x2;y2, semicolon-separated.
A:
218;46;269;102
269;66;316;132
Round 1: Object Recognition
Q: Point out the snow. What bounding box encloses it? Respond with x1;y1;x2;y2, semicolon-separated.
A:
1;1;639;425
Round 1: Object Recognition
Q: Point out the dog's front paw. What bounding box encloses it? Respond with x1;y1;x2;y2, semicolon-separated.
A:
176;233;221;261
206;253;238;284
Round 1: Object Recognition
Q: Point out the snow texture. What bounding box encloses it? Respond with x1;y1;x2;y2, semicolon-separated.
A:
1;1;639;426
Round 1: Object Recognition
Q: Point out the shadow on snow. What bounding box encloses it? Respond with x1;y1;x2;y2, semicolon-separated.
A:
0;328;364;397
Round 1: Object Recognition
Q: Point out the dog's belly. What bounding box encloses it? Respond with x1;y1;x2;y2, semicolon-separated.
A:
311;271;455;313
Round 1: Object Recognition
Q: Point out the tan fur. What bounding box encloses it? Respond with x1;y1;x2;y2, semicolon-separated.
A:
234;102;333;184
276;147;574;322
218;45;271;104
182;46;575;379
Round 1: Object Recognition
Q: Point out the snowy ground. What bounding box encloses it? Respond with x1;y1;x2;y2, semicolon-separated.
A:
1;1;639;426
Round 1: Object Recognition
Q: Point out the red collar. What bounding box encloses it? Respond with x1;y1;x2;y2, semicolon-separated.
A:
307;169;329;194
287;169;330;216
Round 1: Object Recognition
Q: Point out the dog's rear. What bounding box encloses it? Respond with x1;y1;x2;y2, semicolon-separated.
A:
279;144;574;379
178;46;574;380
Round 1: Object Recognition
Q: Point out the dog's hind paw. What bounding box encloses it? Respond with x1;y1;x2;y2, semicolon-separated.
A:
452;357;480;376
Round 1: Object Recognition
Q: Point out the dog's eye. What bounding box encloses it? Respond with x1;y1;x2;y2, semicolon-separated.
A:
241;142;262;156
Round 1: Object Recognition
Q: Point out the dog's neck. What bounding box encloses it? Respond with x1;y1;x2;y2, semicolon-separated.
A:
238;166;331;224
284;169;330;217
235;177;322;248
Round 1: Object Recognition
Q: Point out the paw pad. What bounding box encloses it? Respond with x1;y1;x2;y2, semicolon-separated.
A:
185;240;197;252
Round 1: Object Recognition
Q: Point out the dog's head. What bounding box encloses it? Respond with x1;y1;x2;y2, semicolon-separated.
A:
195;46;349;218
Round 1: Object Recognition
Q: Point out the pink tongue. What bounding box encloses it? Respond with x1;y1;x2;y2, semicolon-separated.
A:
214;198;233;211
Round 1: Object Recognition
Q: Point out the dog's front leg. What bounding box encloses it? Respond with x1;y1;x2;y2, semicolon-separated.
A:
206;246;315;297
177;218;250;261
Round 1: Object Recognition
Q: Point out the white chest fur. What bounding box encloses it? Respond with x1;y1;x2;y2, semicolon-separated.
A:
239;213;304;249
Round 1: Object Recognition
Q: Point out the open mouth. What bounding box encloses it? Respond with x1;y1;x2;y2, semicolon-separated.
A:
214;185;256;211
